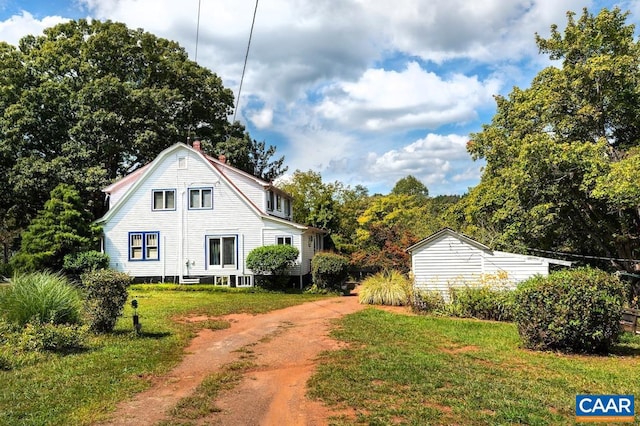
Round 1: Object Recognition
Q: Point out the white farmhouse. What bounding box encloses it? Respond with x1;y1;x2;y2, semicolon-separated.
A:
407;228;571;295
95;141;324;287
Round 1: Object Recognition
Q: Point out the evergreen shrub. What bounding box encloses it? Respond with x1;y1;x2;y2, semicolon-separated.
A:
513;267;625;353
82;269;131;333
311;251;349;290
246;245;299;290
63;250;110;281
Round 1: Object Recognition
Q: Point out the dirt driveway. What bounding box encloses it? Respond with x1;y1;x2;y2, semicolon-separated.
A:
102;293;376;425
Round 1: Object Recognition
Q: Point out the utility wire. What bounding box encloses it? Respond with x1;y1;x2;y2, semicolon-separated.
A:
527;248;640;264
194;0;202;63
233;0;259;123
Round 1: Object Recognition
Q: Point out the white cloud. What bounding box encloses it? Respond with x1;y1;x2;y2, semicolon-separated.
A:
316;62;501;131
248;107;273;129
0;11;68;46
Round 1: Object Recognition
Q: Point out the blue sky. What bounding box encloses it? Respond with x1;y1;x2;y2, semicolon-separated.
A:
0;0;637;195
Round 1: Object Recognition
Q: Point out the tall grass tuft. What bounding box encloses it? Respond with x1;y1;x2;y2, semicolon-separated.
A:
358;270;412;306
0;271;83;327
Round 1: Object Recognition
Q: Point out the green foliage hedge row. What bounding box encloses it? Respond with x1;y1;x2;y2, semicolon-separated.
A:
311;252;349;290
246;245;299;290
448;286;515;322
513;267;626;353
63;250;110;281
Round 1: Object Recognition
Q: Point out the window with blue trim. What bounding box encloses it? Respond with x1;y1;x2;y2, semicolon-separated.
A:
129;232;160;261
207;236;236;268
189;188;213;209
152;189;175;210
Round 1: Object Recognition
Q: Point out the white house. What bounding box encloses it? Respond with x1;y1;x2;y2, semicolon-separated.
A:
407;228;572;295
95;141;325;287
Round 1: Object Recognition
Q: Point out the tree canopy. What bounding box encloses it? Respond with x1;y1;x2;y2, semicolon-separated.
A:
0;19;287;260
459;7;640;271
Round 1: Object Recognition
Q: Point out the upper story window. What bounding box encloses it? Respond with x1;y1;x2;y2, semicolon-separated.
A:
277;236;292;246
284;198;291;217
267;190;274;211
178;156;187;169
152;189;175;211
189;188;213;209
129;231;160;261
276;194;282;211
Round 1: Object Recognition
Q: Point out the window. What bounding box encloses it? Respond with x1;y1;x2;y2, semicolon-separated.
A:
208;236;237;268
276;194;282;211
237;275;252;287
267;191;274;211
214;276;230;286
189;188;213;209
152;189;175;211
129;232;160;261
178;156;187;169
277;236;292;246
284;198;291;217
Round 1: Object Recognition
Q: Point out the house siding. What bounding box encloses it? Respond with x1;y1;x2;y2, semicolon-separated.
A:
410;229;568;298
100;144;319;285
412;234;484;295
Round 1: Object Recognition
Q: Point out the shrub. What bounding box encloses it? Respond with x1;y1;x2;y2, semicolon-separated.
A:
18;322;88;352
448;286;515;322
82;269;132;333
358;270;412;306
246;245;299;290
0;271;83;327
63;250;110;281
411;290;446;313
312;252;349;290
513;267;626;354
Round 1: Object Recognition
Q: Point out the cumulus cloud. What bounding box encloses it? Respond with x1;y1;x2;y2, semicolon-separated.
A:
0;11;68;46
316;62;501;131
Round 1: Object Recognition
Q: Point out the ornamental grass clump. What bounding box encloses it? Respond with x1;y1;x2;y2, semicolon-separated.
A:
0;271;82;327
358;270;412;306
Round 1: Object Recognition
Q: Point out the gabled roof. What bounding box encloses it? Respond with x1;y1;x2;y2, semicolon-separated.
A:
407;227;572;266
95;142;320;232
406;227;490;253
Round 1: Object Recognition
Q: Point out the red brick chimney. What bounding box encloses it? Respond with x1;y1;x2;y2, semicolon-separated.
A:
192;140;201;151
218;154;226;164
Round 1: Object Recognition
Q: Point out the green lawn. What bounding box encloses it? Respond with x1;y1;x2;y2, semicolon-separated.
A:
308;308;640;425
0;286;326;426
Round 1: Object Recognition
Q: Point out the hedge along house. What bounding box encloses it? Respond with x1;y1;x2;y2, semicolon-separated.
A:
407;228;572;298
95;141;325;287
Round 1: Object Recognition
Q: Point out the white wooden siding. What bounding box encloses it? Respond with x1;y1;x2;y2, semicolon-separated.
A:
101;144;315;282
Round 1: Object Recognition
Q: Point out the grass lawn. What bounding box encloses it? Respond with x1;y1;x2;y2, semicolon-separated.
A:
308;308;640;425
0;286;326;426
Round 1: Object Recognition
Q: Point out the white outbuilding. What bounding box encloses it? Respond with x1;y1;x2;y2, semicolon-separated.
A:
407;228;572;296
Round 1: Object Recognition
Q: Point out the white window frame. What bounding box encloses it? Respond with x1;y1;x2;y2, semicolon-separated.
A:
188;187;213;210
152;189;176;211
177;156;187;169
267;190;274;211
214;276;230;286
236;275;253;287
207;235;237;269
276;236;293;246
276;194;282;211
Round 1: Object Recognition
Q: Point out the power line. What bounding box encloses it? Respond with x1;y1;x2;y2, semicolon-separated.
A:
527;248;640;264
194;0;202;63
233;0;259;123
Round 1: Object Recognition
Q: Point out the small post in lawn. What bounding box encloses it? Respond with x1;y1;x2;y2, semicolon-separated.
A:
131;299;141;335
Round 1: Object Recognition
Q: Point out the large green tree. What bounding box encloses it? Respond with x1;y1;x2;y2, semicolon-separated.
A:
460;7;640;271
214;132;288;182
1;19;239;226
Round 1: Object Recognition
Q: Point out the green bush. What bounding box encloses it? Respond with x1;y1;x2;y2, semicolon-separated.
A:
82;269;132;333
411;290;446;313
18;322;88;352
246;245;299;290
448;286;515;321
0;272;83;327
358;270;412;306
513;267;626;354
312;252;349;290
63;250;110;281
